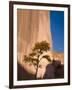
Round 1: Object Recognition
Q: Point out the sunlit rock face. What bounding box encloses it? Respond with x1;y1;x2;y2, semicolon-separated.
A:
17;9;64;79
52;51;64;64
17;9;52;56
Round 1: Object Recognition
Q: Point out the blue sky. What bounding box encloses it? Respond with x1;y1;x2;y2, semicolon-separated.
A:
50;11;64;52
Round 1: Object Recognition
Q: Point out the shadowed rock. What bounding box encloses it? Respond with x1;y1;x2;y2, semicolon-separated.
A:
17;63;35;80
43;60;64;79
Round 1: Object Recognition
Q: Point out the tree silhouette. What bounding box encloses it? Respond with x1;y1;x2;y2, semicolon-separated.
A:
24;41;51;79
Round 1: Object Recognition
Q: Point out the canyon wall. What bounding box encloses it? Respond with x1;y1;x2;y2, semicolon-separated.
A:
17;9;52;56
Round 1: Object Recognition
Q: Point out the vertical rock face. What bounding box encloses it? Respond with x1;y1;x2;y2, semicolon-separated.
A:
17;9;52;56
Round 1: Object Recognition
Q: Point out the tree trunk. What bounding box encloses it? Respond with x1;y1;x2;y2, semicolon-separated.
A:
35;62;39;79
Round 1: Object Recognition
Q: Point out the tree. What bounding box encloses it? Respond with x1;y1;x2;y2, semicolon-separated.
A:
24;41;51;79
